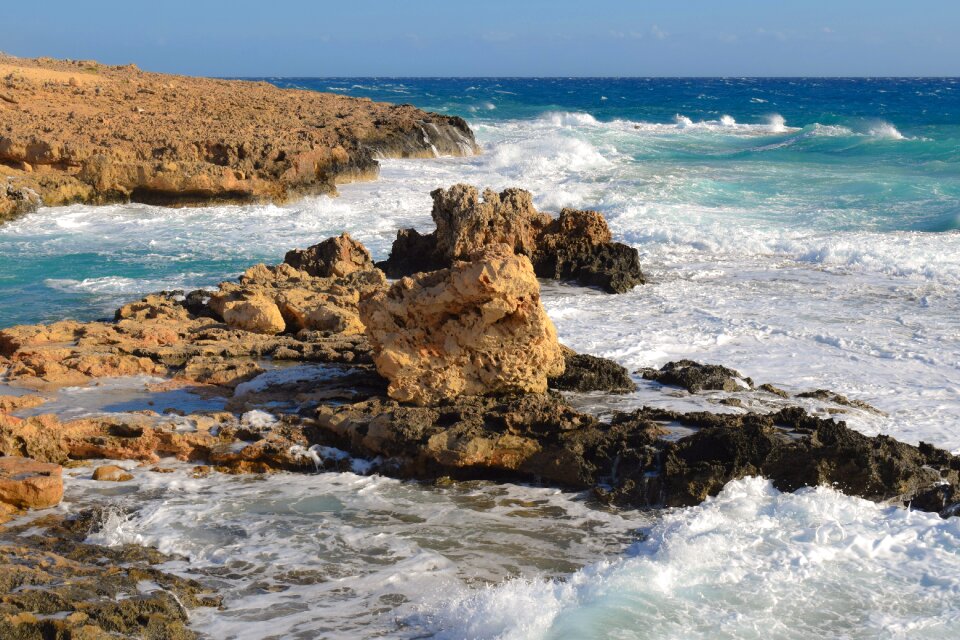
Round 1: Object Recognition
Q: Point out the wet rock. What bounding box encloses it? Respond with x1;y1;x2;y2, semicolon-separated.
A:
378;185;644;292
796;389;885;415
0;456;63;510
0;509;221;639
549;350;637;393
360;244;565;405
92;464;133;482
638;360;753;393
284;232;374;278
759;383;790;398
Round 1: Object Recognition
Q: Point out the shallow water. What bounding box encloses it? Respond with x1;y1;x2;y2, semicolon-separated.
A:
2;78;959;637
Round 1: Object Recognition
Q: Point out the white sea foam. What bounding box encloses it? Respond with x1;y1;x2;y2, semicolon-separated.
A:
416;478;960;639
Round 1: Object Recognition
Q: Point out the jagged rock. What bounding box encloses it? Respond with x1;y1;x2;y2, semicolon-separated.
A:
0;509;220;639
360;244;565;405
796;389;885;415
378;185;645;293
0;456;63;510
312;395;960;516
550;349;637;393
638;360;753;393
284;232;374;278
0;55;478;222
91;464;133;482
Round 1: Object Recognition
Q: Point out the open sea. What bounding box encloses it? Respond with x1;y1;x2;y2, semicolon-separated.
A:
2;78;960;638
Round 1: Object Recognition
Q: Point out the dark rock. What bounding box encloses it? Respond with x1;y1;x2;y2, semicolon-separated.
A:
638;359;753;393
550;351;637;393
759;383;790;398
796;389;885;415
378;185;644;293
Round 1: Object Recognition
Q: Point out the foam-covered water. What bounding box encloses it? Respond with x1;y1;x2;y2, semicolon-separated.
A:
2;78;959;637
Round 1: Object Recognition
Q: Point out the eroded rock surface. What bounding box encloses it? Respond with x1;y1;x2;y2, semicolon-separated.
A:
0;55;478;221
550;349;638;393
0;509;221;639
284;233;374;278
361;245;565;405
638;359;753;393
378;184;645;293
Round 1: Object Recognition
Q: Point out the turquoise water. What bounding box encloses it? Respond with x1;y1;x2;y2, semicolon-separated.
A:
4;79;960;639
0;78;958;326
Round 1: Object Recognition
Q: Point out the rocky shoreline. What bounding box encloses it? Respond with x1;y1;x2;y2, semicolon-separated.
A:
0;55;478;221
2;183;959;636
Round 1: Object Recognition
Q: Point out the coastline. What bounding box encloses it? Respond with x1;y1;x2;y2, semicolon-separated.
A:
0;55;478;221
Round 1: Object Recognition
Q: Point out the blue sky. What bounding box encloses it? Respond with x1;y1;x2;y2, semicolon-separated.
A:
10;1;960;76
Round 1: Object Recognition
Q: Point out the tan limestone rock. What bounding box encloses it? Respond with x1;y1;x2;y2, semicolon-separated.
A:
91;465;133;482
284;232;374;278
222;296;286;335
0;456;63;509
360;244;565;405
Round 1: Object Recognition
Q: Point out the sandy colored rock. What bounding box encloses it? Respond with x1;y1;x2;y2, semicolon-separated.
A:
284;232;374;278
0;456;63;509
0;55;478;222
361;244;565;405
91;464;133;482
222;295;287;335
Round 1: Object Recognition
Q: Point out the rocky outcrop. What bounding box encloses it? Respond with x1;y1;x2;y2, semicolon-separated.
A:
0;509;221;639
0;456;63;511
360;244;565;405
312;394;960;516
378;185;645;293
92;464;133;482
638;360;753;393
0;55;478;220
550;349;637;393
284;233;374;278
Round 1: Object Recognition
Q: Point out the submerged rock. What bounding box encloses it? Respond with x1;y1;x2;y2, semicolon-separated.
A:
638;359;753;393
92;464;133;482
378;184;645;293
360;244;565;405
549;349;637;393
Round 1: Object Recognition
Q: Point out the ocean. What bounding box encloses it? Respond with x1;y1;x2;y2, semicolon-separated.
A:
3;78;960;638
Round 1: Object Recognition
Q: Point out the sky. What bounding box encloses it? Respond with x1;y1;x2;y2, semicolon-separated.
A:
7;1;960;77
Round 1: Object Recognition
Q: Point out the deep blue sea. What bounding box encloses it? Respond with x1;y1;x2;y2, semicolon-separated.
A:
3;78;960;639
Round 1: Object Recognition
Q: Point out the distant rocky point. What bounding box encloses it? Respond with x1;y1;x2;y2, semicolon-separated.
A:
0;55;478;221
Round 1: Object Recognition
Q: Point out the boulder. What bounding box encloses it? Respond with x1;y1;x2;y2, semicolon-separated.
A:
360;244;565;405
550;350;637;393
222;295;286;335
378;184;645;293
92;465;134;482
284;232;374;278
638;360;753;393
0;456;63;509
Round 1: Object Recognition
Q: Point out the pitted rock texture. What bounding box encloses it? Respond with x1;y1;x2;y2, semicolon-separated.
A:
638;359;754;393
360;244;565;405
0;55;478;222
549;349;638;393
378;184;645;293
284;232;374;278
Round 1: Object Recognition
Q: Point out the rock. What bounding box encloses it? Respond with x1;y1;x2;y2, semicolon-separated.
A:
759;383;790;398
533;208;644;293
0;509;220;639
284;232;374;278
92;464;133;482
550;350;637;393
796;389;885;414
638;360;753;393
0;54;479;223
0;456;63;509
222;295;286;335
378;185;644;292
360;244;565;405
313;394;960;516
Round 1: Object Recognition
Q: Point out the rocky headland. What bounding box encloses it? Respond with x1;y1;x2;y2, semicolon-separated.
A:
0;55;478;221
2;185;959;635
